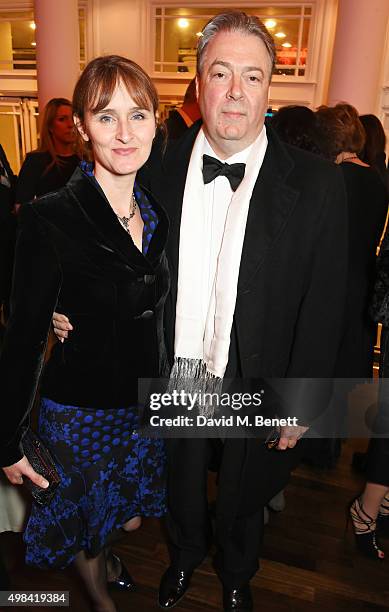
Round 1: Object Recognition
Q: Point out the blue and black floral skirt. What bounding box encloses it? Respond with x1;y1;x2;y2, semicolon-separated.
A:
24;397;166;569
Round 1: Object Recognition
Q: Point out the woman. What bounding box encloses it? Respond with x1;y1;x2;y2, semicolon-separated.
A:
15;98;80;205
270;105;323;156
317;103;388;559
0;55;169;612
316;103;387;377
356;228;389;561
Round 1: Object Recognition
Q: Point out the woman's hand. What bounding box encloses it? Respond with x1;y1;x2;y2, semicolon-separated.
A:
2;456;49;489
52;312;73;342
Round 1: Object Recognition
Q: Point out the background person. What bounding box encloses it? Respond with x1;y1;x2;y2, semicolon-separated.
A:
356;219;389;561
270;104;323;155
0;144;17;322
359;114;389;196
316;103;387;380
316;103;388;559
15;98;79;206
164;79;201;140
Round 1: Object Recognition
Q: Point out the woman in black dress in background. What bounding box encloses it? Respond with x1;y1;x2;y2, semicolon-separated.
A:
0;56;169;611
317;103;388;559
316;104;387;379
15;98;80;205
360;227;389;560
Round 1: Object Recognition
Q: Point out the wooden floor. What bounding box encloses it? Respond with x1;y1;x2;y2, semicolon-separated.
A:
2;435;389;612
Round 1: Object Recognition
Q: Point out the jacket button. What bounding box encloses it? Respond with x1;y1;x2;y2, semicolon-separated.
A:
139;309;154;320
144;274;155;285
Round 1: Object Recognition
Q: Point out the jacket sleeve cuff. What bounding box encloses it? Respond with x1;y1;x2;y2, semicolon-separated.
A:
0;441;24;468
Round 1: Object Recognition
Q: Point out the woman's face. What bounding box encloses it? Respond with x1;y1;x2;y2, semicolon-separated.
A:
78;82;157;179
51;105;75;146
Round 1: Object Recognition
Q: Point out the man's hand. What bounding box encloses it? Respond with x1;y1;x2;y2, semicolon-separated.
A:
52;312;73;342
3;456;49;489
277;425;308;450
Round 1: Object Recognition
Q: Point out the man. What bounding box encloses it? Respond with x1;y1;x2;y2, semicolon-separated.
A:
142;12;347;611
164;78;201;139
0;143;16;322
54;12;347;611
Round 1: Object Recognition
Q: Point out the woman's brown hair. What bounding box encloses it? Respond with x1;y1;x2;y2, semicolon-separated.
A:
72;55;161;157
316;103;366;161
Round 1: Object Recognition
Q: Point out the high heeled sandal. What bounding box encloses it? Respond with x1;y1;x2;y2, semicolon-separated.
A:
377;493;389;538
348;497;385;560
107;554;136;591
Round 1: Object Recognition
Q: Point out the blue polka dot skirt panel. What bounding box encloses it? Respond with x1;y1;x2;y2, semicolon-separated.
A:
24;397;166;569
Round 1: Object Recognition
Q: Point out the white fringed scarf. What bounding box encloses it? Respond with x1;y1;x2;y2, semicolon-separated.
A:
169;127;268;414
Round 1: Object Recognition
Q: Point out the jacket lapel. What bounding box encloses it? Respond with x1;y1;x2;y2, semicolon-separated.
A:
237;126;300;291
152;123;202;320
66;168;161;273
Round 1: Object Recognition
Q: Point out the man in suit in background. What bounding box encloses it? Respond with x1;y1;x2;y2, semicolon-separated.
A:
164;78;201;140
0;144;16;323
53;11;348;611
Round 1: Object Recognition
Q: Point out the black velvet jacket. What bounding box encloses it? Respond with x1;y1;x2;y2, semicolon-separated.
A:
0;168;169;466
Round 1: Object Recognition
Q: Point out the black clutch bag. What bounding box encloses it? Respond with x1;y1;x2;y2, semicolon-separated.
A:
21;428;61;506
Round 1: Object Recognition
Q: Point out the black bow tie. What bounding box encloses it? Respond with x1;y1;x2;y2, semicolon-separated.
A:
202;154;245;192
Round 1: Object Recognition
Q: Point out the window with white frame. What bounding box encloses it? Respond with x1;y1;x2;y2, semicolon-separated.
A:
0;6;87;73
153;4;312;77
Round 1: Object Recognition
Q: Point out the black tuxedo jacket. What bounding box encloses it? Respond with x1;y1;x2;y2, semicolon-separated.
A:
165;109;190;140
0;144;16;208
142;122;348;396
140;122;348;508
0;168;169;466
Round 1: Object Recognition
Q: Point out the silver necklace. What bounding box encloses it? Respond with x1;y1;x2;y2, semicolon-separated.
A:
116;193;137;233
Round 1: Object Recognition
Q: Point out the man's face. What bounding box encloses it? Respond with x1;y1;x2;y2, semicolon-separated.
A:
196;30;271;159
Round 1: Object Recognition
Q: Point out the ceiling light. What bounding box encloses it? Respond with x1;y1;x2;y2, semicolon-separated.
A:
196;31;203;37
31;41;36;46
282;42;292;48
275;32;286;38
264;19;277;29
30;22;36;30
178;18;189;29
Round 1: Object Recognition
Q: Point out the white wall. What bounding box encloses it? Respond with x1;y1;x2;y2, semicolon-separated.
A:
91;0;148;66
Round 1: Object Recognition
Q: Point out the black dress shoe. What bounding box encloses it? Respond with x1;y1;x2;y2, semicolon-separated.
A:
107;554;136;591
223;584;253;611
158;567;192;609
